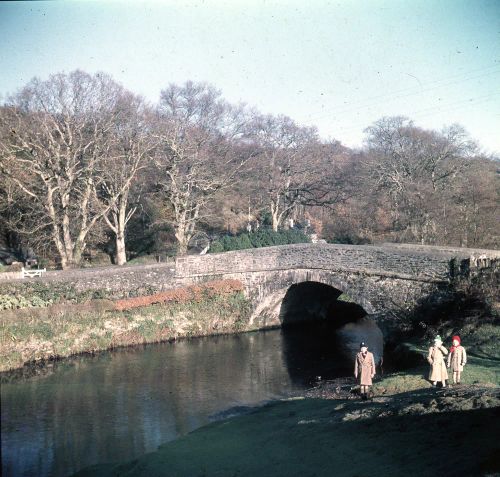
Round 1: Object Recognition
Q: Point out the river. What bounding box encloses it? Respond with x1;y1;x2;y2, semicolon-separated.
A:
1;318;383;477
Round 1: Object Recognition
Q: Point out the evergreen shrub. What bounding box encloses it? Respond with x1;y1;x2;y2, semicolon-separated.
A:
209;229;310;253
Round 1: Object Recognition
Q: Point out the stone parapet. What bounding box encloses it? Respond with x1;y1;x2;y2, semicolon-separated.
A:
0;262;177;300
175;243;487;282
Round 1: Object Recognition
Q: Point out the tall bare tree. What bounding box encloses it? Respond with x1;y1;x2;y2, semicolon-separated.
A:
98;93;155;265
249;114;345;231
445;157;499;248
153;81;253;254
0;71;127;268
364;116;478;244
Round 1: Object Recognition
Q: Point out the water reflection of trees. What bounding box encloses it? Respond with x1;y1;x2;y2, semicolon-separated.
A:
2;300;386;477
1;332;296;477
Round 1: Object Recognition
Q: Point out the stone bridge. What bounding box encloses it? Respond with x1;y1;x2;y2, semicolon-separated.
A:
175;243;500;332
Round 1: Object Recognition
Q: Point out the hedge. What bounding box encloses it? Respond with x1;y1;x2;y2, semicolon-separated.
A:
209;229;310;253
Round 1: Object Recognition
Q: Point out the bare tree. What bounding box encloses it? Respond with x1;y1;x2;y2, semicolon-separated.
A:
445;157;499;248
249;114;346;231
2;72;497;265
153;81;253;255
0;163;23;251
364;116;478;244
98;93;156;265
0;71;127;268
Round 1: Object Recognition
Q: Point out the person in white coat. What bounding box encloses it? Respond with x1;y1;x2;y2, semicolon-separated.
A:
427;335;448;388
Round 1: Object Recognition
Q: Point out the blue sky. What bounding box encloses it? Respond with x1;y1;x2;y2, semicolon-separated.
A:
1;0;499;153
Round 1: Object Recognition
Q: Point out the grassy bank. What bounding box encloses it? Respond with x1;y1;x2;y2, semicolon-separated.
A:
73;386;500;477
308;322;500;402
376;321;500;393
71;319;500;477
0;289;252;373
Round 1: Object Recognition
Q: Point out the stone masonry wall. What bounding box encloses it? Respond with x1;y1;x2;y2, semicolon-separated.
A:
0;262;177;300
176;243;500;283
1;243;497;307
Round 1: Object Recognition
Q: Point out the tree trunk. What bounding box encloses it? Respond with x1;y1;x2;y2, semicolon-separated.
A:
59;251;81;269
59;255;68;270
174;221;189;256
272;215;279;232
176;238;189;256
115;198;129;266
115;232;127;266
270;203;280;232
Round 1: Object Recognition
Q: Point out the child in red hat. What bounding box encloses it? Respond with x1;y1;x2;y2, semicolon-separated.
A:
447;335;467;385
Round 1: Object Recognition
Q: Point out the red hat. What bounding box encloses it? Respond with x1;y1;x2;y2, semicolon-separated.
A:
450;335;461;354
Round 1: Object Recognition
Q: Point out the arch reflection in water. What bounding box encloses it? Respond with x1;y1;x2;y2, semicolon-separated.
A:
279;281;384;385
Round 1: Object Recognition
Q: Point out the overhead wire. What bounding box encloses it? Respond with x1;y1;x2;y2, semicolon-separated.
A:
303;65;500;122
322;91;500;135
304;63;500;118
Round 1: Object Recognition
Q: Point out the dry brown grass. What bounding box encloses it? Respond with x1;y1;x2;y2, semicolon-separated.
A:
113;279;244;310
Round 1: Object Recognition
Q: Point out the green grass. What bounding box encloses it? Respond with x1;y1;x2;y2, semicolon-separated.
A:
0;282;116;310
73;397;500;477
374;358;499;395
377;324;500;393
374;367;432;394
136;319;159;340
31;321;55;340
462;355;500;386
458;323;499;359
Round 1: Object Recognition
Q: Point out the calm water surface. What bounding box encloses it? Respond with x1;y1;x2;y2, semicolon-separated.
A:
1;320;383;477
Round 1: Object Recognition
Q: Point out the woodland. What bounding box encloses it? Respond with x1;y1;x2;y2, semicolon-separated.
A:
0;71;498;269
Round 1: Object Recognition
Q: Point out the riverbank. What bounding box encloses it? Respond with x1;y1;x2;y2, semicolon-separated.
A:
72;323;500;477
73;382;500;477
0;280;253;373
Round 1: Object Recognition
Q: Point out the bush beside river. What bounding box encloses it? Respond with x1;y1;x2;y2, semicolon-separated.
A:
0;280;252;373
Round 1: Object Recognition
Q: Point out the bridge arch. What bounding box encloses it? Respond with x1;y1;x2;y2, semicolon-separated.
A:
252;273;385;379
248;268;377;329
279;281;368;326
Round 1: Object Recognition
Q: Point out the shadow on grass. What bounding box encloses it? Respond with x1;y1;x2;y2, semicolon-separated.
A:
73;398;500;477
470;355;500;366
